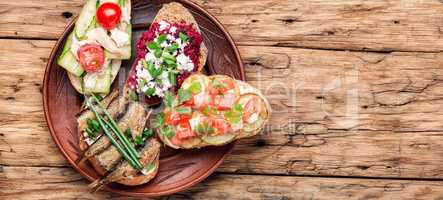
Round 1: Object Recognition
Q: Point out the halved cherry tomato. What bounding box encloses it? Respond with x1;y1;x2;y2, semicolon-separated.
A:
176;122;195;139
211;118;231;135
96;2;122;30
77;44;105;73
214;92;237;110
242;97;260;122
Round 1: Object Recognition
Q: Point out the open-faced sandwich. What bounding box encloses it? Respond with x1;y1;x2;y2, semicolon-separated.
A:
58;0;132;95
155;74;271;149
76;92;161;190
125;2;207;105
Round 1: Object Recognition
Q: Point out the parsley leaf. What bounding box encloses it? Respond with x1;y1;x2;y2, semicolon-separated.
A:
160;125;175;138
179;32;189;42
176;107;192;115
152;113;164;128
178;89;192;104
188;82;201;94
156;34;167;44
163;91;174;107
147;41;160;50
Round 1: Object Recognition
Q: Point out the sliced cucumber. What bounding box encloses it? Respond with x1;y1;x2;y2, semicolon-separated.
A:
57;33;84;76
201;134;235;145
83;60;112;94
75;0;97;39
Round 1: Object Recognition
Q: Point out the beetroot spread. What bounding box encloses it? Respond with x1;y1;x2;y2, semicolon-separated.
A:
126;20;203;104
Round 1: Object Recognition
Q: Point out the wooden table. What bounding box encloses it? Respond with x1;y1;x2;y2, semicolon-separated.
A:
3;0;443;199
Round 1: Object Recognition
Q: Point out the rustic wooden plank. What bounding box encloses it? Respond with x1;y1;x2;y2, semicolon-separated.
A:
3;0;443;52
2;166;443;200
3;39;443;178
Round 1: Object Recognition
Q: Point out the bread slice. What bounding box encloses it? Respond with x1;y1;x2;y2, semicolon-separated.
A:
157;75;271;149
153;2;208;72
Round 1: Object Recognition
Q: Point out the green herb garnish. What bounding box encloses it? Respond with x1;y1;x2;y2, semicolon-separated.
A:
196;122;214;135
147;41;160;50
156;34;167;44
163;91;174;107
153;113;165;128
144;87;155;96
188;82;201;94
178;89;192;104
224;103;243;123
176;107;192;115
160;125;175;138
179;32;189;42
169;72;176;86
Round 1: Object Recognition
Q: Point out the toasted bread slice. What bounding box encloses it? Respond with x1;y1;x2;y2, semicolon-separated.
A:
157;75;271;149
153;2;208;72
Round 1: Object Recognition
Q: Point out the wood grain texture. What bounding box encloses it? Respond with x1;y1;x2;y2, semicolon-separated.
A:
3;39;443;179
3;0;443;52
2;166;443;200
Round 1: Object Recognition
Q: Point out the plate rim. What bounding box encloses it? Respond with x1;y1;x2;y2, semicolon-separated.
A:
43;0;245;197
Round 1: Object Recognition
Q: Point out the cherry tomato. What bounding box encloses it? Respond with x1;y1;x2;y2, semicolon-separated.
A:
176;122;195;140
214;92;237;110
77;44;105;73
96;2;122;30
242;97;260;122
211;118;231;135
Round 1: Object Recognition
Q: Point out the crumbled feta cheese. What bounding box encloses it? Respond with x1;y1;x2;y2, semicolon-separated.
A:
160;41;170;48
177;53;194;72
170;26;177;33
110;28;130;47
159;20;170;31
166;34;175;42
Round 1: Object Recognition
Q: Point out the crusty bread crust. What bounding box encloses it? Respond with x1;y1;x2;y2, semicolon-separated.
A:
153;2;208;72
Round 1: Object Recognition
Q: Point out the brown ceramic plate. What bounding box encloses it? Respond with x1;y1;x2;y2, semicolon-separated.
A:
43;0;244;197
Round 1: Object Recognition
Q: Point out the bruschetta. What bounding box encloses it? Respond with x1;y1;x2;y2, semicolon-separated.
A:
58;0;132;95
156;74;271;149
125;2;207;105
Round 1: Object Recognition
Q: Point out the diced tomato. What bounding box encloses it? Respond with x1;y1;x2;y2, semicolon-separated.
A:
211;118;231;135
179;114;191;124
242;97;260;122
96;2;122;30
77;44;105;73
165;111;180;125
214;92;237;110
176;122;195;140
183;97;194;106
210;78;236;95
192;92;213;109
170;136;182;145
